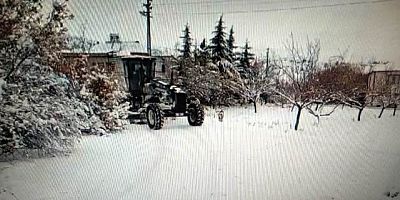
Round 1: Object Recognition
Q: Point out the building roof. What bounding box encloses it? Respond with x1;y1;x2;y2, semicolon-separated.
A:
369;70;400;75
367;63;397;71
61;41;151;59
90;42;146;54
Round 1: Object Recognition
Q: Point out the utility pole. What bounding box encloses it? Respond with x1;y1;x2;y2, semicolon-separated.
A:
140;0;152;56
266;48;270;75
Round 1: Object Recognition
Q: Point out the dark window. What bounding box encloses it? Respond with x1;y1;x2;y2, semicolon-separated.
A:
162;64;166;73
134;64;140;71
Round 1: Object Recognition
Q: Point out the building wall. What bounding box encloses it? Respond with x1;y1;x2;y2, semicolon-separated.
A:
368;71;400;105
61;53;128;91
87;57;128;91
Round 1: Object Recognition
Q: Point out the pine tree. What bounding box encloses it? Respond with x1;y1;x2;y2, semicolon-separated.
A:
226;26;237;62
240;39;255;69
200;38;207;51
209;15;228;62
198;38;211;65
193;39;199;64
179;23;192;59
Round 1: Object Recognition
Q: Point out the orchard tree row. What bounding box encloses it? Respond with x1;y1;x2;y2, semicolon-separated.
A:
175;16;399;130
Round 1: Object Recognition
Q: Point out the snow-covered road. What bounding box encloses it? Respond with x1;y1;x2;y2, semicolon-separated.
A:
1;106;399;200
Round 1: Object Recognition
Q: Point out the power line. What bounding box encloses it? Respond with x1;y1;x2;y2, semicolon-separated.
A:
153;0;312;6
152;0;396;15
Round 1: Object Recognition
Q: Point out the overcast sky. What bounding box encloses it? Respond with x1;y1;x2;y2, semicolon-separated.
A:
66;0;400;65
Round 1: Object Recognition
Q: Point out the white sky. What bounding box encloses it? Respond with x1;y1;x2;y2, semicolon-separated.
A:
66;0;400;65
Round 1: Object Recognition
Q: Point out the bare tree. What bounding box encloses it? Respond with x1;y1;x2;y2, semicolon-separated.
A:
242;59;275;113
369;74;400;118
67;23;99;53
273;34;337;130
314;62;369;121
338;65;369;121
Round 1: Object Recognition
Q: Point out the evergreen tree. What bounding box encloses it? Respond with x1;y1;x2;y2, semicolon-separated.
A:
209;15;228;62
198;38;211;65
226;26;237;62
200;38;207;51
240;39;255;69
193;39;199;64
180;23;192;59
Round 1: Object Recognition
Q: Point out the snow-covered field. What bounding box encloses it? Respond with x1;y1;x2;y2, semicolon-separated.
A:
1;105;399;200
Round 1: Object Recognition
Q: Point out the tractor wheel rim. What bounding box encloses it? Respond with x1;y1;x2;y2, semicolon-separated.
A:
189;111;195;122
148;110;155;125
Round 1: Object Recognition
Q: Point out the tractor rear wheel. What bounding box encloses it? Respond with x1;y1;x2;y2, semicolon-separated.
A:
187;103;204;126
146;104;164;130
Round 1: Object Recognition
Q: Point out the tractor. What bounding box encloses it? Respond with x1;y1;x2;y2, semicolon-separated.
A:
122;55;204;130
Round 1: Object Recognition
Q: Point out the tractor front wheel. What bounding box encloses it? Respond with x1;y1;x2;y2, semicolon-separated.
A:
146;104;164;130
187;103;204;126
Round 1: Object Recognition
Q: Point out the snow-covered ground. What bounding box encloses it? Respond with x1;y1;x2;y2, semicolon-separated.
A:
1;105;399;200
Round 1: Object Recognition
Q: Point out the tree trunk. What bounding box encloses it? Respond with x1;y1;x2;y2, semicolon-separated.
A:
342;103;345;110
393;104;397;116
5;52;31;81
357;107;364;121
294;106;302;131
315;103;319;111
253;101;257;113
378;105;385;118
170;70;175;85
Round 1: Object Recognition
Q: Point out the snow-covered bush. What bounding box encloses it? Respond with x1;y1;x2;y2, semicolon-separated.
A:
59;56;130;131
0;62;102;156
0;0;124;159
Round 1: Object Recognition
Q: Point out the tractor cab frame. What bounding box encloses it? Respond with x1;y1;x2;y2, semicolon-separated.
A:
122;54;204;130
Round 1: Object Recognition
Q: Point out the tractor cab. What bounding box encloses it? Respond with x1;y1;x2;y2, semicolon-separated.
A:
122;54;155;109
